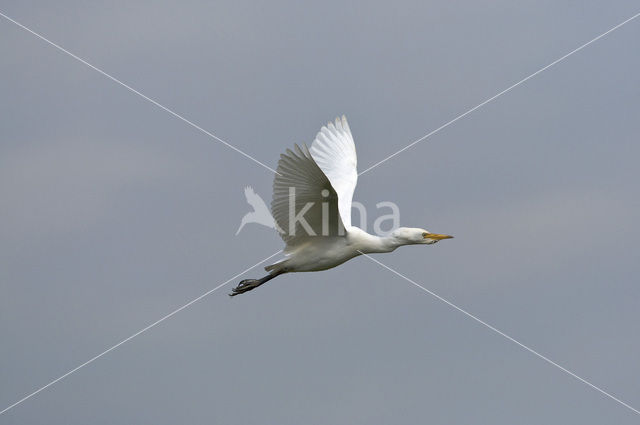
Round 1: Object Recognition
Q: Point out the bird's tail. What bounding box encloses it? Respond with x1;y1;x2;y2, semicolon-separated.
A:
265;259;287;273
264;263;278;272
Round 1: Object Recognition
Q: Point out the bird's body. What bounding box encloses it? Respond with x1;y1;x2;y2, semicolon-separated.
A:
230;116;452;296
272;236;360;272
267;227;403;273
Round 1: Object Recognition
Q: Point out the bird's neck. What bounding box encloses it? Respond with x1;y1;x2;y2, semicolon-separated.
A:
373;235;402;253
350;228;400;254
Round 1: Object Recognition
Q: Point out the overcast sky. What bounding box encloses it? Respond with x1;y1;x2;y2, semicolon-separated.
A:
1;1;640;424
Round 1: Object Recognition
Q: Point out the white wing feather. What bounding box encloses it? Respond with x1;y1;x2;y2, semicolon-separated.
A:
271;144;344;248
309;116;358;228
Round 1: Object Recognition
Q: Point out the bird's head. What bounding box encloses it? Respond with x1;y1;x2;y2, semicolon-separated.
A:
391;227;454;245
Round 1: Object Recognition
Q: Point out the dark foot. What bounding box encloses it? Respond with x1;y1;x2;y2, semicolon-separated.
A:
229;279;263;296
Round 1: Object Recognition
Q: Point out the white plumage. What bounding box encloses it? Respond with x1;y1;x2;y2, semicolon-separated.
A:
308;116;358;229
231;116;452;296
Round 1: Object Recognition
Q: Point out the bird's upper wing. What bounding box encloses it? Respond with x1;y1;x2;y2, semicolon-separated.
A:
308;116;358;228
272;143;344;248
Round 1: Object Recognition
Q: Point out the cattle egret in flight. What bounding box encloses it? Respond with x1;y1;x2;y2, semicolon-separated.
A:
230;116;452;296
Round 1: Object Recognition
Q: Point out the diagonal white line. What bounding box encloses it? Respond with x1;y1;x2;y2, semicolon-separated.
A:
2;4;638;419
358;11;640;176
359;252;640;416
0;249;283;416
0;11;280;176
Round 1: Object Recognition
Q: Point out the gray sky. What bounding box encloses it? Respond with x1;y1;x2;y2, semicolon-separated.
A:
1;1;639;423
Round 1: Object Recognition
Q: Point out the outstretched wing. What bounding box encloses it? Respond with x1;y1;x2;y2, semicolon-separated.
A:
272;144;343;248
309;116;358;228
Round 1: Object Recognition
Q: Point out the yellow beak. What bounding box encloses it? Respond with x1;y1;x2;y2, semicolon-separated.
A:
424;233;454;240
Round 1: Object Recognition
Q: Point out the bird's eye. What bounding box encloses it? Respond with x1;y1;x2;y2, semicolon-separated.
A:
422;232;428;238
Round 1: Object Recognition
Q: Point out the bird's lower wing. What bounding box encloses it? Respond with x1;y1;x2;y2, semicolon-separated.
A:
272;143;345;247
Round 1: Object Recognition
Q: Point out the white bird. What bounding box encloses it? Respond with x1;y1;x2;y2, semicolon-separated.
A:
235;186;278;235
230;116;452;296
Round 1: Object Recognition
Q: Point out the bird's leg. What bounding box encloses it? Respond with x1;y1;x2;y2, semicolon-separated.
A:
229;270;284;296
